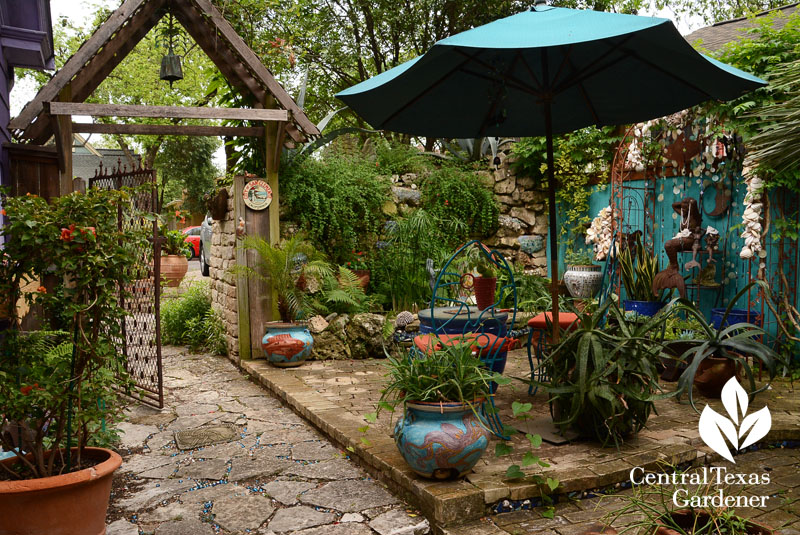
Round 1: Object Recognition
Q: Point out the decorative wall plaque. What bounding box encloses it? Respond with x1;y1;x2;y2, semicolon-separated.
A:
242;179;272;210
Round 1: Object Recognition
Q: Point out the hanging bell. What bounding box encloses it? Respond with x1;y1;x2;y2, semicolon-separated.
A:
159;46;183;88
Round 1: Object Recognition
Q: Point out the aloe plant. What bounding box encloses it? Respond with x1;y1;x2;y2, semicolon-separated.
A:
619;234;664;302
536;299;673;447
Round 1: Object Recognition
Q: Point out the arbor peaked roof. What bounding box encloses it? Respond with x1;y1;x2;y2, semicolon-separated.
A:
10;0;319;144
685;2;799;52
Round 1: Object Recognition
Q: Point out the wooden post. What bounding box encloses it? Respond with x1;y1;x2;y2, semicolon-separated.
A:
234;176;251;360
54;86;73;196
264;97;282;247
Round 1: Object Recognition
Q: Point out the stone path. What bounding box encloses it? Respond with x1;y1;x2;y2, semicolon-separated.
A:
106;346;430;535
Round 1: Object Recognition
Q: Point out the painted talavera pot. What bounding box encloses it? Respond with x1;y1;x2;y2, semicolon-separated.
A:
262;322;313;367
394;400;489;480
0;447;122;535
563;264;602;299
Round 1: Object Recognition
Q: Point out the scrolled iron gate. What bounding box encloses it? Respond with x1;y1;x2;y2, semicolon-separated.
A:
90;163;163;408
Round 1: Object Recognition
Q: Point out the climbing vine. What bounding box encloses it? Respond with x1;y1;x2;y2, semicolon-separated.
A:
420;166;499;238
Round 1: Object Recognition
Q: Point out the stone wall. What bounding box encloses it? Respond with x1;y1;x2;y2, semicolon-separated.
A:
208;186;240;363
380;148;550;273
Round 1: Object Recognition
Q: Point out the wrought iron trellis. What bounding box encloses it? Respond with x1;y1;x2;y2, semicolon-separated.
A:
90;162;163;408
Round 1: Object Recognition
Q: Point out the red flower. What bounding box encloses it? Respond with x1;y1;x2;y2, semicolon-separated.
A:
444;200;450;206
20;383;39;396
1;209;5;216
37;286;46;294
175;210;180;217
60;224;76;241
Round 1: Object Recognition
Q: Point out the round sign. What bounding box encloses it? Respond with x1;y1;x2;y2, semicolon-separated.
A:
242;180;273;211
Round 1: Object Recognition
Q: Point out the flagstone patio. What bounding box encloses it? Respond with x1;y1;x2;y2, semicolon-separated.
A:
240;349;800;529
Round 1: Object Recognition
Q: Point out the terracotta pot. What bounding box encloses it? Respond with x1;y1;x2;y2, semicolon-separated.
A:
694;355;739;398
656;509;771;535
353;269;370;289
161;254;188;287
0;447;122;535
473;276;497;310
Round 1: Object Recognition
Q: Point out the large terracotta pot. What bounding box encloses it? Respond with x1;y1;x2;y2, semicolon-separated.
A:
563;264;602;299
261;322;314;367
394;400;489;480
473;276;497;310
657;509;771;535
352;269;370;289
694;356;739;398
0;447;122;535
161;254;188;287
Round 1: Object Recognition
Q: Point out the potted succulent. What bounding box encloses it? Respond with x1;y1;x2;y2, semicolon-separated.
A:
0;188;147;534
230;234;331;367
161;227;192;287
536;299;672;447
659;314;705;381
619;234;666;317
473;258;498;310
378;341;509;479
669;282;781;404
563;248;602;299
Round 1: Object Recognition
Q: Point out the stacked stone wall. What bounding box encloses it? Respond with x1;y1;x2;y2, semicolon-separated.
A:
208;186;240;363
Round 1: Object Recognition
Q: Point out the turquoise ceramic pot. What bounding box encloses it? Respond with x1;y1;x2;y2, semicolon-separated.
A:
394;400;489;480
261;322;313;367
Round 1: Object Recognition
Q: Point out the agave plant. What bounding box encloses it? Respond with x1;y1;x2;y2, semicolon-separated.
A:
230;235;332;322
619;234;664;302
668;281;782;412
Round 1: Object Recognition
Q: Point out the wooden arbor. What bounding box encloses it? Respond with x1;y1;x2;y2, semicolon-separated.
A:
10;0;320;357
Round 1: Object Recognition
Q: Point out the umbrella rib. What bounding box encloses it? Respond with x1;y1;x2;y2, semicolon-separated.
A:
461;68;541;98
477;53;523;137
552;35;635;94
620;47;716;101
454;48;544;95
550;44;575;89
379;57;473;127
567;57;602;125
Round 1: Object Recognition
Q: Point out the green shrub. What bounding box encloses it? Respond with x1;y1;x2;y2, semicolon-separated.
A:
420;166;499;238
375;141;430;175
162;282;226;355
281;154;390;264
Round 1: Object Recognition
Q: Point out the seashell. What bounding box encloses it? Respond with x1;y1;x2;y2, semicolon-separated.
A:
749;203;762;212
740;246;753;259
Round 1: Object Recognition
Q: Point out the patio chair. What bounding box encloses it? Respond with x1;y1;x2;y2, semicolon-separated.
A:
412;240;518;439
526;311;581;395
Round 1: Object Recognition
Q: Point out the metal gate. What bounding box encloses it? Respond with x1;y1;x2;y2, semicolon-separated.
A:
91;163;163;408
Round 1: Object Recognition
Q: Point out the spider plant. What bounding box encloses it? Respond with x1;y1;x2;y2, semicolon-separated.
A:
230;234;332;322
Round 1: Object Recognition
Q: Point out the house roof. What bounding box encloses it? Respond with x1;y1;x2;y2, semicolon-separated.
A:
10;0;318;144
685;2;799;52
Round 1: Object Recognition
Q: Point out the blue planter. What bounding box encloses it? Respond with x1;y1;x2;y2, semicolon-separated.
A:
261;322;313;367
394;401;490;480
710;308;762;330
623;300;665;317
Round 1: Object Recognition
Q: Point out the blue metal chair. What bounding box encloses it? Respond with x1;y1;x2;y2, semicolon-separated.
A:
412;240;518;439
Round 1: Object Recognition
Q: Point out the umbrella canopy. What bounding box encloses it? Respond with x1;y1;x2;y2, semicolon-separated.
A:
336;4;766;337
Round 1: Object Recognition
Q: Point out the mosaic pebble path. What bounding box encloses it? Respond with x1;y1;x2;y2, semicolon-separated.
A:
106;346;430;535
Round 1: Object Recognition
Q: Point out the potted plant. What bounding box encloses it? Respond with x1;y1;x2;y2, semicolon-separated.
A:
347;250;370;289
619;234;666;317
669;282;781;404
536;299;672;447
378;341;508;479
0;188;147;534
659;314;705;381
473;258;498;310
563;248;602;299
230;234;331;367
161;228;192;287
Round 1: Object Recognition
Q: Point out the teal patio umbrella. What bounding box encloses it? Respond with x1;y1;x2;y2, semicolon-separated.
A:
336;1;765;336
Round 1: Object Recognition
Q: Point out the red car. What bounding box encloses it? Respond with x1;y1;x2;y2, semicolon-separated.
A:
182;226;201;258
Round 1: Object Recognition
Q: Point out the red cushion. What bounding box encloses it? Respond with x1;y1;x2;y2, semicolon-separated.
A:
413;333;517;356
527;312;580;330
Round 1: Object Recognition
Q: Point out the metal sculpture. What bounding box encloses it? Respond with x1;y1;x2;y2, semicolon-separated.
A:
652;197;704;298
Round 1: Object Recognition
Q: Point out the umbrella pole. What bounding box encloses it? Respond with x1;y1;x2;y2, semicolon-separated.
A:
544;102;560;343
